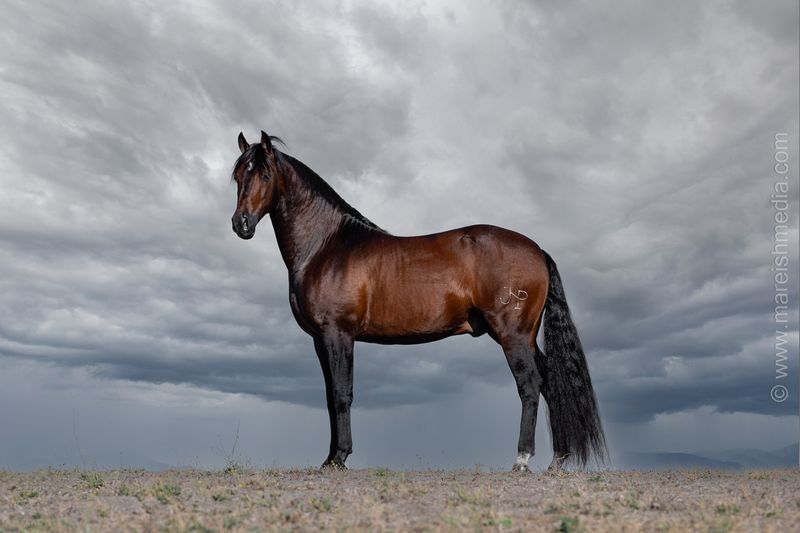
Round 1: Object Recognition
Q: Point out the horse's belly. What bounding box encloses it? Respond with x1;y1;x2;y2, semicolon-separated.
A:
358;280;473;341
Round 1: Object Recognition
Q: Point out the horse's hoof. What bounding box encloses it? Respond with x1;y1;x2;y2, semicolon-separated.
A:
511;463;530;473
321;459;347;470
547;455;568;472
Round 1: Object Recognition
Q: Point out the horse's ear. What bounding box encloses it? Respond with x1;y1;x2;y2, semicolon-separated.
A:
260;130;274;154
238;132;248;154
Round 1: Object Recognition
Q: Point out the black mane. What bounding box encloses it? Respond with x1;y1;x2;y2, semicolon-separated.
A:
282;154;387;234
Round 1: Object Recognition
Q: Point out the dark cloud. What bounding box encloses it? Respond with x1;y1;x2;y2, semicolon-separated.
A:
0;0;797;468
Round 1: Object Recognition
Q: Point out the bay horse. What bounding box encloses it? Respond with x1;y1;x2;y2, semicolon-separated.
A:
230;131;606;471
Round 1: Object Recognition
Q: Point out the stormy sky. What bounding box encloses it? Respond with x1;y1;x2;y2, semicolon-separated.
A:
1;0;798;470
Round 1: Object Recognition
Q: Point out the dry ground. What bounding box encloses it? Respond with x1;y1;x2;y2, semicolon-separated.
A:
1;468;798;532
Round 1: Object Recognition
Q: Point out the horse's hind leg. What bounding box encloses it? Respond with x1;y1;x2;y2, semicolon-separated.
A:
501;336;542;473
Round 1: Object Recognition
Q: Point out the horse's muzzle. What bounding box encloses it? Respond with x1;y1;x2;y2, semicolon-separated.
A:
232;212;256;240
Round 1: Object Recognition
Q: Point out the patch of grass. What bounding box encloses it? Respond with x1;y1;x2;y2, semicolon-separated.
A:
117;483;131;496
374;467;390;477
16;489;39;502
211;492;228;502
623;491;641;510
483;515;513;528
556;516;580;532
455;487;490;507
80;472;104;489
708;520;733;533
715;503;740;515
442;515;464;528
222;516;240;530
309;496;332;512
374;476;410;503
187;523;216;533
153;482;182;504
587;475;602;482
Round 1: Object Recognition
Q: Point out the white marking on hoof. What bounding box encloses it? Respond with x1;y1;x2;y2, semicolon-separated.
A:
514;452;531;471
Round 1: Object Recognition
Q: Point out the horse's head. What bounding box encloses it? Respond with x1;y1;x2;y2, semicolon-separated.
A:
231;131;285;240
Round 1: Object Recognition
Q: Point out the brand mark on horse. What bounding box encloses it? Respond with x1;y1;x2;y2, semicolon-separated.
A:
499;287;528;310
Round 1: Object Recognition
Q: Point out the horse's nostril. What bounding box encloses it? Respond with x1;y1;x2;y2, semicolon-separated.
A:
242;217;249;231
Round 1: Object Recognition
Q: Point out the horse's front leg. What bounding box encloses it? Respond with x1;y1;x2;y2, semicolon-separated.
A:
313;337;338;465
314;330;354;468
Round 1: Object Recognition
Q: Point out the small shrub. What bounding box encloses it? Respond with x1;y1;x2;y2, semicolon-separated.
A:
557;516;580;532
17;489;38;501
80;472;104;489
153;482;182;504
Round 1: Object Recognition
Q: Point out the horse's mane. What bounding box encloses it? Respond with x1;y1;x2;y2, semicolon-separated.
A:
282;154;387;234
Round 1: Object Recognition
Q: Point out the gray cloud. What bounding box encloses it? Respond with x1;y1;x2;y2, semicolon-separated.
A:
0;0;797;468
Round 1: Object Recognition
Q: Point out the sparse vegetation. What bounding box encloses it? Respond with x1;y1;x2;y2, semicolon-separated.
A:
14;488;39;502
715;503;741;515
79;471;104;489
0;469;797;531
153;482;182;504
223;460;248;475
557;515;580;532
308;496;333;512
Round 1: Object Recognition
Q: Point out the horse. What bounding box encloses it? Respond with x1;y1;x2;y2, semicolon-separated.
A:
230;131;606;471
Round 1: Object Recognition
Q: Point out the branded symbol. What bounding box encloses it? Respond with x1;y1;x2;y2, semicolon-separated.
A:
499;287;528;310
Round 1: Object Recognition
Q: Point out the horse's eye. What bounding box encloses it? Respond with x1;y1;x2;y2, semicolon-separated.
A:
247;162;254;172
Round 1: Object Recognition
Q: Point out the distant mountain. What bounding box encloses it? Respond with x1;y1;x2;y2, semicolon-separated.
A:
616;452;742;470
698;443;799;469
615;443;799;470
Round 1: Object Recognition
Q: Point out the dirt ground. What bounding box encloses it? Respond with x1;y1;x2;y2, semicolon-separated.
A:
1;468;798;532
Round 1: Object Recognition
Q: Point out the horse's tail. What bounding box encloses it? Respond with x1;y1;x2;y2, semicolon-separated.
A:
538;250;607;468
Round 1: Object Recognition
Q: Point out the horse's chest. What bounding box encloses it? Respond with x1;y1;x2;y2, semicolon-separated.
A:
288;286;320;335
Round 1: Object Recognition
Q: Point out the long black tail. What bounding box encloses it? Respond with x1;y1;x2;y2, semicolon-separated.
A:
538;250;607;468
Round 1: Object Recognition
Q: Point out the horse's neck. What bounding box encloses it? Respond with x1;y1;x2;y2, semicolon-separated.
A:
269;169;349;277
